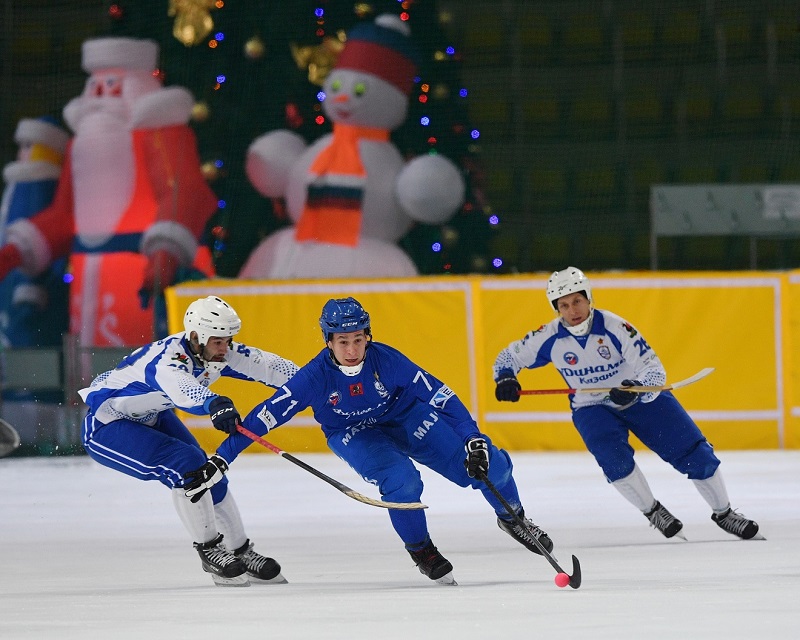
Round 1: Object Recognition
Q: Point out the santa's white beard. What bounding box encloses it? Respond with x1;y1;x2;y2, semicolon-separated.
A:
70;98;130;134
70;101;137;245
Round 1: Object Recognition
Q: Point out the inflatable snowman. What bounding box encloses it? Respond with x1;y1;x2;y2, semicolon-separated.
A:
241;14;465;279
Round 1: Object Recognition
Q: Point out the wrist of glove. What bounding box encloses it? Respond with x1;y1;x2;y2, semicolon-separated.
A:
464;437;490;479
609;379;642;406
183;454;229;503
209;396;241;434
495;376;521;402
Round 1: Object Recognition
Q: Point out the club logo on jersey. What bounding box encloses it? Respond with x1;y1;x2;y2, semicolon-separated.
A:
172;353;190;365
622;322;638;338
429;384;455;409
563;352;579;365
373;373;388;398
349;382;364;396
597;345;611;360
328;391;341;406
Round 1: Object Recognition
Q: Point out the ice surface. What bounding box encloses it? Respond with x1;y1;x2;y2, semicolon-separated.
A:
1;450;798;639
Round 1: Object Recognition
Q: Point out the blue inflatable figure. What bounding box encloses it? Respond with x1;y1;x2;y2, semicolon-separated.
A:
0;116;70;353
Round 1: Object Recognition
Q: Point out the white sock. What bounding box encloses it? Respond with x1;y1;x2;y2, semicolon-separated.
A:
612;464;657;512
214;491;248;551
692;468;731;514
171;488;217;544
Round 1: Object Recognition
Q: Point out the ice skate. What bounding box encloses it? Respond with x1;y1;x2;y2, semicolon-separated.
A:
408;539;456;585
497;509;554;555
712;507;762;540
233;539;288;584
194;534;250;587
644;501;686;540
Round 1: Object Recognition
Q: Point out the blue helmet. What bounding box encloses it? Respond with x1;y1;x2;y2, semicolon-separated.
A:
319;297;371;341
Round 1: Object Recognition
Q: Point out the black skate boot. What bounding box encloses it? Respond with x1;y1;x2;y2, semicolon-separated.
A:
232;539;288;584
712;507;760;540
497;509;553;555
407;538;456;585
644;501;684;539
194;533;249;587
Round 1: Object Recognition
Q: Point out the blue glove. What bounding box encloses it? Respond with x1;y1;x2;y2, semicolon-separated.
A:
495;376;521;402
609;379;642;406
209;396;241;434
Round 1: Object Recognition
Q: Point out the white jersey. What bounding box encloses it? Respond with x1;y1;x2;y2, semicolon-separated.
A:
493;309;666;409
78;332;298;425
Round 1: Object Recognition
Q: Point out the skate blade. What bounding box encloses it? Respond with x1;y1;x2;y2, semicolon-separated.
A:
211;573;251;587
673;531;688;541
435;572;458;586
248;571;288;584
747;533;767;541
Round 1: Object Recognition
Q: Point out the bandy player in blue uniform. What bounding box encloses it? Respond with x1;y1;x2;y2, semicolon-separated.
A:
79;296;299;586
184;297;555;585
493;266;760;541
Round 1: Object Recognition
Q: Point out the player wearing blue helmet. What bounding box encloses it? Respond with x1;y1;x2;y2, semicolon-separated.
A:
184;297;556;585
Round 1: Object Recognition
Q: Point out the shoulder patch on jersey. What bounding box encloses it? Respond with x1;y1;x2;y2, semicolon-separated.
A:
429;384;455;409
257;407;277;430
172;353;190;365
622;321;638;338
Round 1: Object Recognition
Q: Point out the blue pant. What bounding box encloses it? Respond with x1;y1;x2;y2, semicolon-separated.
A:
572;391;720;482
326;402;522;548
82;410;228;502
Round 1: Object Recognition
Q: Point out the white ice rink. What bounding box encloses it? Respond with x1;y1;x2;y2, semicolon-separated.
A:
2;449;798;639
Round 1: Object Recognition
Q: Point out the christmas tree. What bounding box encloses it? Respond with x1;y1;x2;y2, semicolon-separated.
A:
102;0;504;276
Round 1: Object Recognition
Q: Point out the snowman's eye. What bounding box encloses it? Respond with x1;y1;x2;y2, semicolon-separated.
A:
354;82;366;97
331;79;342;91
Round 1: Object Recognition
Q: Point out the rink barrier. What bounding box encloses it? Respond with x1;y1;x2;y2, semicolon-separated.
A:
166;270;799;453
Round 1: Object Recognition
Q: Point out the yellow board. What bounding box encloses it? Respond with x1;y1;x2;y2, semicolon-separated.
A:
166;278;476;453
166;271;794;453
480;272;783;450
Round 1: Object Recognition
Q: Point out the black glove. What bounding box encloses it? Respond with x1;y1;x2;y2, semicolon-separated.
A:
183;454;229;503
209;396;241;434
495;376;521;402
609;379;642;406
464;437;490;478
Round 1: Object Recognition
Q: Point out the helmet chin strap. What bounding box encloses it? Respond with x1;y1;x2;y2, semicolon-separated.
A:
327;338;370;376
189;335;228;373
562;308;595;336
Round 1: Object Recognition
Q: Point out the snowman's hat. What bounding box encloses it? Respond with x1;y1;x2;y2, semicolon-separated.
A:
336;14;420;95
14;116;70;153
81;37;159;73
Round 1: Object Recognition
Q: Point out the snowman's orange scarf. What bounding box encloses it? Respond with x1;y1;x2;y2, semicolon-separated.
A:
295;123;390;247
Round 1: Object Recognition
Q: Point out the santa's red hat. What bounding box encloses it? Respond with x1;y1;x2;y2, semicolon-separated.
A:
81;37;159;73
335;14;420;95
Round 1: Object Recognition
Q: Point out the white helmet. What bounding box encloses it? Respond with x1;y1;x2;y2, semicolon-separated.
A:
183;296;241;346
546;267;592;310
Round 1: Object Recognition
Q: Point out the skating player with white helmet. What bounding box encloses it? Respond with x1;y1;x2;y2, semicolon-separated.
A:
79;296;299;586
493;267;760;541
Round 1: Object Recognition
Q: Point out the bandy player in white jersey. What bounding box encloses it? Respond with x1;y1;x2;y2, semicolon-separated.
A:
79;296;299;586
493;267;760;542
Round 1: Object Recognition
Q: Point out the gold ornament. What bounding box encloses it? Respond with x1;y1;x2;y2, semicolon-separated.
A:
244;36;266;60
169;0;217;47
201;161;220;181
290;33;346;86
191;101;210;122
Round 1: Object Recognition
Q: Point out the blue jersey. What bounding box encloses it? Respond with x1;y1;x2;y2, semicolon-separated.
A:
79;332;298;425
225;341;480;463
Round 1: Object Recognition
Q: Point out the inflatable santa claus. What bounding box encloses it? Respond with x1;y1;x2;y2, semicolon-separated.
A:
0;37;217;347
